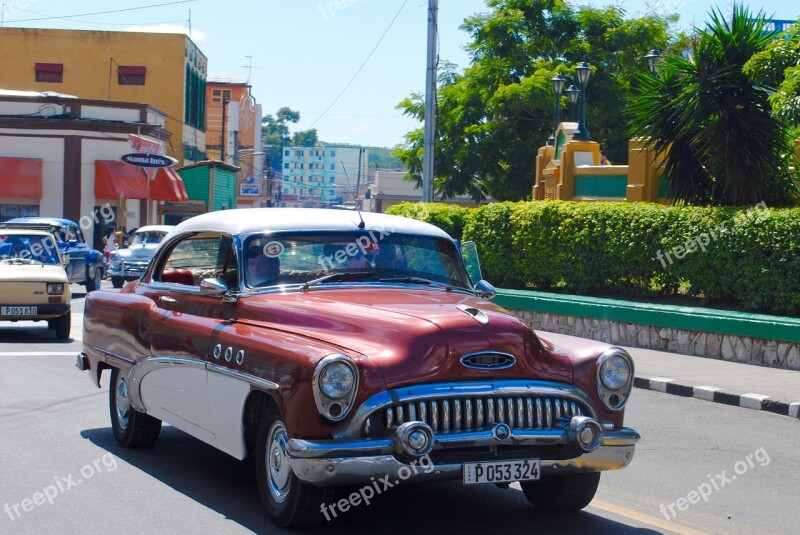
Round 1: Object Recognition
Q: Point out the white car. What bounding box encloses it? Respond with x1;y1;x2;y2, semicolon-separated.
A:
0;228;71;339
108;225;174;288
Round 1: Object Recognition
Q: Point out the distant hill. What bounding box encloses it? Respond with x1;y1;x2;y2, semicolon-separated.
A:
318;142;403;169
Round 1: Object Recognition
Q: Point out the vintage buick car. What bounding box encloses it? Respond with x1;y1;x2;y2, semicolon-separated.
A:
0;228;71;339
6;217;106;292
78;208;639;527
108;225;174;288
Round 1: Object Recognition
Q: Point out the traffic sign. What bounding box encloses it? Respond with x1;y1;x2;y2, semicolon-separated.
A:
121;153;178;168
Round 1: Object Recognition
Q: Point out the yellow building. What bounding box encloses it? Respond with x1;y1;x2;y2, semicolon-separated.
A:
0;28;207;165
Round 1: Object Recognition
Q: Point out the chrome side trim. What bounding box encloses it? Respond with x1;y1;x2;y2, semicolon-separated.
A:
127;356;278;412
207;363;279;392
86;344;136;366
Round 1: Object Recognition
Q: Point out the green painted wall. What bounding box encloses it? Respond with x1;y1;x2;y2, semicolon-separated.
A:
574;175;627;197
494;289;800;344
178;166;210;207
212;167;237;211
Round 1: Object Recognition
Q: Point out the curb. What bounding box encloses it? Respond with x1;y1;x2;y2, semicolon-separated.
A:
633;376;800;419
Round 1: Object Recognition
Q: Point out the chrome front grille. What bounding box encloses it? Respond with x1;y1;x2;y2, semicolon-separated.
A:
384;395;585;432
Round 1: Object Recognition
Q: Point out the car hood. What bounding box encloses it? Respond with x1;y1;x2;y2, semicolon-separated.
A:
117;244;158;259
0;262;69;282
237;287;573;388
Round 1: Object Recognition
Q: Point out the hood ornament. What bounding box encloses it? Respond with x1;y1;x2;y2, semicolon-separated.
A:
457;304;489;325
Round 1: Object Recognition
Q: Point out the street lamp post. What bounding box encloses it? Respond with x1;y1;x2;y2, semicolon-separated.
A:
547;74;567;146
565;84;580;121
644;49;662;77
573;62;592;141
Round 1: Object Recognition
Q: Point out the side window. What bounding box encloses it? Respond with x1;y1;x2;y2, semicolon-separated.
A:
157;236;223;286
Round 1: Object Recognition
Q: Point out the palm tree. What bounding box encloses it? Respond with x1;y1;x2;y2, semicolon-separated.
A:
627;4;795;206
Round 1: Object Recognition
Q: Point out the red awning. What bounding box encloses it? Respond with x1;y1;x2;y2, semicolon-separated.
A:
150;167;188;202
0;157;43;199
95;160;148;199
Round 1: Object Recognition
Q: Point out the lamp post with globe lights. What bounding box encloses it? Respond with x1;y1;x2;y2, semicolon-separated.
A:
573;62;592;141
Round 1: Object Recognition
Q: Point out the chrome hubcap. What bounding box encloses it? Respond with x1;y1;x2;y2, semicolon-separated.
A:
266;421;291;503
116;376;130;430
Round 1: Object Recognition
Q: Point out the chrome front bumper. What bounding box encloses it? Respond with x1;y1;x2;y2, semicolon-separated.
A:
288;424;640;486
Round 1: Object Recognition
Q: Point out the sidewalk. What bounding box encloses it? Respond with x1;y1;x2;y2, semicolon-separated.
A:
626;346;800;419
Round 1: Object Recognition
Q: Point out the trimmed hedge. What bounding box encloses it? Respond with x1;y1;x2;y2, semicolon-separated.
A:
386;201;800;316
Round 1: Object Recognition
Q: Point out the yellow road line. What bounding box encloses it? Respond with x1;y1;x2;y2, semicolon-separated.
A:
590;499;711;535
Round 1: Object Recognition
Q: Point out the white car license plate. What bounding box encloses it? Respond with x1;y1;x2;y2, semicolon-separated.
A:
2;306;37;316
463;459;540;485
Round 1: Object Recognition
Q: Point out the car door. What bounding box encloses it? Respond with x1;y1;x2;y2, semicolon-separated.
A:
63;223;88;283
133;232;239;447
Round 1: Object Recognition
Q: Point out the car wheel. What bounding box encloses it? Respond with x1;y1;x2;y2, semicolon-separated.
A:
111;276;125;289
256;404;333;527
84;267;103;293
520;472;601;512
50;313;71;340
109;367;161;448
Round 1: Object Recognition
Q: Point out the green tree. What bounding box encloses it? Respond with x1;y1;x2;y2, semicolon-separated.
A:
745;19;800;135
261;107;317;169
394;0;673;201
627;5;796;206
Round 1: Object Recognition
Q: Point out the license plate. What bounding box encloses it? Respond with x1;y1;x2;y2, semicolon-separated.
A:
2;306;37;316
463;459;540;485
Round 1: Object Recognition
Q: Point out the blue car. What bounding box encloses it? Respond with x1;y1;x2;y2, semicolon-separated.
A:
3;217;106;292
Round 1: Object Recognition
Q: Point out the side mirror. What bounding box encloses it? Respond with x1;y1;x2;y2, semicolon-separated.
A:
200;277;229;296
474;280;496;300
62;254;70;265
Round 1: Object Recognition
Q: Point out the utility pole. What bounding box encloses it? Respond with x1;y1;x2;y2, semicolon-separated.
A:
356;148;363;209
422;0;438;203
220;97;228;162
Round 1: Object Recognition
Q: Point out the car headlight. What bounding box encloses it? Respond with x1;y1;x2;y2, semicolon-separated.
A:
319;361;355;399
313;354;358;421
47;283;64;295
599;354;631;390
596;348;634;411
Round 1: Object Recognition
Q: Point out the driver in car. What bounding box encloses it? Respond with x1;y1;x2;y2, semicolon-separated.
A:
246;242;280;287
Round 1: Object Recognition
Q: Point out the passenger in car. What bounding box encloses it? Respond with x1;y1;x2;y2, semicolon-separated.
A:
246;243;280;286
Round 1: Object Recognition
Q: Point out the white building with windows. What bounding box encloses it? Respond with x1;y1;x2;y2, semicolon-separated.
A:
280;146;368;207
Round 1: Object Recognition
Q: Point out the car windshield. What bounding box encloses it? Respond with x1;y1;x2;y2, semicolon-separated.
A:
132;231;167;245
0;234;60;264
242;231;473;290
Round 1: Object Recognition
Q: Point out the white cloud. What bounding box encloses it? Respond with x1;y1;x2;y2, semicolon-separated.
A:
122;23;207;43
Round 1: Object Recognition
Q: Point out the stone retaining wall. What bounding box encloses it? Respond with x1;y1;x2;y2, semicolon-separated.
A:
507;308;800;371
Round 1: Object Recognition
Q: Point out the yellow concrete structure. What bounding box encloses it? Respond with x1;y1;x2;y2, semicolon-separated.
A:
0;28;207;165
534;123;666;202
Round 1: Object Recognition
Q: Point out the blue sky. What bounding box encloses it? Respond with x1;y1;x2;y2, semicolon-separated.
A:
1;0;798;148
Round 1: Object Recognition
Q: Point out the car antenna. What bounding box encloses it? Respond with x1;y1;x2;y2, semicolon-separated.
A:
340;161;365;229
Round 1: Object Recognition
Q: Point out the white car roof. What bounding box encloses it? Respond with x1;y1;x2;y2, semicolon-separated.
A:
135;225;174;234
169;208;451;239
0;228;57;238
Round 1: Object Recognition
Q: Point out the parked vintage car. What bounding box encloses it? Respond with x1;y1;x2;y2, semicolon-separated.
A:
108;225;174;288
77;208;639;527
5;217;106;292
0;228;71;339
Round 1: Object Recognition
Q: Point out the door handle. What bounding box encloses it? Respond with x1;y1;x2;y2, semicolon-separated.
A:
158;296;177;303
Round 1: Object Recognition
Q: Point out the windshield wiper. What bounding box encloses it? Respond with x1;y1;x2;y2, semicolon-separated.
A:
379;276;453;292
303;271;377;291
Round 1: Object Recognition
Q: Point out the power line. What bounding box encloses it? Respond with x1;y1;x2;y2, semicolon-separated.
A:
1;0;195;23
308;0;409;129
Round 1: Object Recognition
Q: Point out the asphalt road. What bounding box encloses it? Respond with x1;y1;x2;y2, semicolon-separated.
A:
1;284;797;534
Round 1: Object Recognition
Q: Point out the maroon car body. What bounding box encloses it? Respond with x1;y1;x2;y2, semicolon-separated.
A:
78;208;639;527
